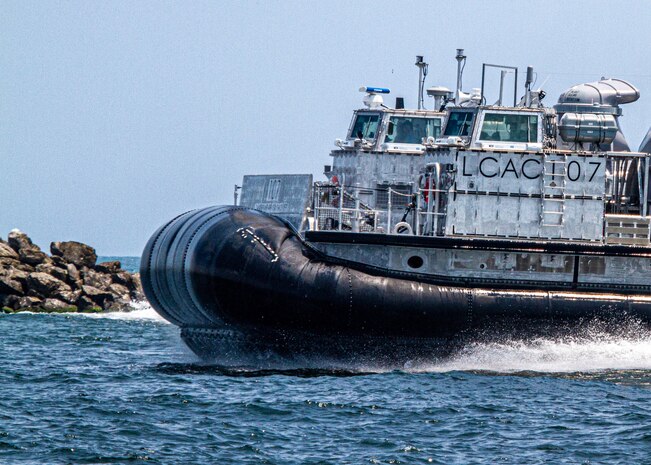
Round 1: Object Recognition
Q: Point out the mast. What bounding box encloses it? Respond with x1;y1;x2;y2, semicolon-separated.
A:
455;49;466;105
415;56;428;110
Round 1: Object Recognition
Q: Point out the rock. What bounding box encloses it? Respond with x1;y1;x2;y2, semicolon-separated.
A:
0;257;21;269
0;231;141;313
41;298;77;312
0;241;19;259
35;263;68;282
50;241;97;268
17;263;36;273
26;272;71;297
7;230;50;266
17;296;42;310
123;272;142;291
51;255;67;268
0;275;24;295
81;285;113;306
126;273;139;291
8;229;34;252
129;273;144;301
1;294;20;309
58;290;82;305
105;298;132;312
52;267;69;283
112;271;131;286
95;261;121;274
76;295;101;312
18;247;50;266
108;283;130;300
82;268;112;290
0;258;34;273
81;284;107;297
66;263;81;282
7;269;29;286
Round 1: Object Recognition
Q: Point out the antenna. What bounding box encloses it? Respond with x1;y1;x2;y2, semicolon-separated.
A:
497;70;507;106
455;49;466;105
525;66;534;107
427;86;453;111
359;86;390;109
415;56;428;110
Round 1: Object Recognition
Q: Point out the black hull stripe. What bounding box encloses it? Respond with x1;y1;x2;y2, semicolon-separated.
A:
305;231;651;258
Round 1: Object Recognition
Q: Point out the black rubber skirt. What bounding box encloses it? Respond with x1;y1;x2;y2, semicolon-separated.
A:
141;206;651;361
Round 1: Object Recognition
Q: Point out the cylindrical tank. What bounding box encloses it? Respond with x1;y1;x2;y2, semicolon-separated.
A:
557;78;639;107
558;112;618;144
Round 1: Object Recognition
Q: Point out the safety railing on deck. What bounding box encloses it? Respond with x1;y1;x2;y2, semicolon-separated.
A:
313;183;448;236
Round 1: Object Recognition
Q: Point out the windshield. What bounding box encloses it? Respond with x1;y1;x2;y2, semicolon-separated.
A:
478;113;539;143
443;111;475;137
349;113;380;140
384;117;441;144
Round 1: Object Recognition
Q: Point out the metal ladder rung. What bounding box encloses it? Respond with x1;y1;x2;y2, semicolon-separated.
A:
541;156;567;231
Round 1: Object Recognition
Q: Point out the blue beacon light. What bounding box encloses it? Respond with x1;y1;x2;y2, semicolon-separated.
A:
359;87;390;94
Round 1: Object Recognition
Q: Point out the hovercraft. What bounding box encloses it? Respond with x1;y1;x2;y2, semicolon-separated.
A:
141;52;651;363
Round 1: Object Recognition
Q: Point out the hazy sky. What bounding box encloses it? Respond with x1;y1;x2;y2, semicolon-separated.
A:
2;0;650;255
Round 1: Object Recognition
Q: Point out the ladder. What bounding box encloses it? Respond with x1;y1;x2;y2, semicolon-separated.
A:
540;155;566;236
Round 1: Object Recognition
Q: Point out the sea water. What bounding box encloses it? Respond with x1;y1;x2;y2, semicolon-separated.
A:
1;258;650;464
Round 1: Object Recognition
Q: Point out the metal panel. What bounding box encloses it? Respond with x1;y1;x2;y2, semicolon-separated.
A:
239;174;313;230
578;256;651;286
315;241;651;290
446;150;605;240
605;215;651;245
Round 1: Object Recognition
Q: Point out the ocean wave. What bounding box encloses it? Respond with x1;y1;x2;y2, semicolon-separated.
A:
417;331;651;374
77;300;169;323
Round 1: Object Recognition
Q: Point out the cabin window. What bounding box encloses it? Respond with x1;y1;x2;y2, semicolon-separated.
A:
478;113;539;143
384;117;442;144
349;113;380;140
443;111;475;137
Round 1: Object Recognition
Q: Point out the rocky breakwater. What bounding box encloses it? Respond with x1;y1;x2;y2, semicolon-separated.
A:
0;229;144;313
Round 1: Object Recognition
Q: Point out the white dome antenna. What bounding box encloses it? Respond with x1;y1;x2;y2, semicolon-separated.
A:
359;86;390;109
426;86;452;110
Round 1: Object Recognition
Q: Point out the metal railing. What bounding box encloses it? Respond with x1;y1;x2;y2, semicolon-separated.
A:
313;185;379;233
313;183;448;236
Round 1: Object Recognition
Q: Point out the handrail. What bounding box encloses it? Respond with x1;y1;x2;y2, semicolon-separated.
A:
313;184;447;236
